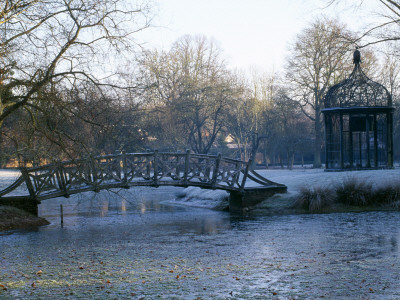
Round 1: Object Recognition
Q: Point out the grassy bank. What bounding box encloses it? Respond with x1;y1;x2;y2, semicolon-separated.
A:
294;177;400;213
0;206;49;231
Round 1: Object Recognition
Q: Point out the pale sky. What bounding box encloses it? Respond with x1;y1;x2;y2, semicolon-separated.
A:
137;0;384;72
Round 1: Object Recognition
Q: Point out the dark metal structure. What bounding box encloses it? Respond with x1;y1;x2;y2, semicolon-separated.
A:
322;49;394;171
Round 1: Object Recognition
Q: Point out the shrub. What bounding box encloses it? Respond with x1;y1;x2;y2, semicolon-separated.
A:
373;184;400;206
295;186;334;212
296;177;400;212
336;177;373;206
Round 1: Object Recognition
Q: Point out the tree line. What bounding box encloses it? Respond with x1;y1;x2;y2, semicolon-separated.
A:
1;1;400;168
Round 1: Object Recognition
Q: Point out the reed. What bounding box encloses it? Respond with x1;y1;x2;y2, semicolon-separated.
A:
336;177;373;206
295;186;334;212
295;177;400;212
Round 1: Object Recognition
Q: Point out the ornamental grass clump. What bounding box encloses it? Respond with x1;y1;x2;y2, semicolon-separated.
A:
336;178;373;206
373;183;400;207
295;186;334;212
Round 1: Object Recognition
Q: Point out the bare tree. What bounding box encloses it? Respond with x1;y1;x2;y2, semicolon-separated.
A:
378;44;400;161
326;0;400;47
138;35;239;154
285;17;355;167
272;90;312;169
0;0;153;128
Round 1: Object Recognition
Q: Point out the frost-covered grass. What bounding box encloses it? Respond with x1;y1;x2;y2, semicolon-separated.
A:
173;168;400;213
294;186;335;212
335;177;373;205
292;172;400;211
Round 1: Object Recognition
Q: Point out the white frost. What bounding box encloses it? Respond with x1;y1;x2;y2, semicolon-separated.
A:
171;168;400;209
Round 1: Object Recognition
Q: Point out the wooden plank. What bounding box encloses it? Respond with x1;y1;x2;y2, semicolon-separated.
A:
21;168;36;199
211;153;221;189
153;150;159;187
183;149;190;187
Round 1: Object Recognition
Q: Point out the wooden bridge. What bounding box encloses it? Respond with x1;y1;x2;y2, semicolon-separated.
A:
0;150;287;214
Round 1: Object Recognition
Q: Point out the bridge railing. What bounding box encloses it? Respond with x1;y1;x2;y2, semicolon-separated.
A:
0;150;281;201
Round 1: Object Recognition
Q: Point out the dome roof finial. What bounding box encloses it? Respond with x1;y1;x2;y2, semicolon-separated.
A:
353;47;361;64
325;47;392;109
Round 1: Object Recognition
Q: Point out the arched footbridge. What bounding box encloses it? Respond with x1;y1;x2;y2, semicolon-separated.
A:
0;150;287;214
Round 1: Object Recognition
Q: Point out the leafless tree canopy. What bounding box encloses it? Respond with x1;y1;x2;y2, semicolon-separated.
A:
285;18;356;167
0;0;152;127
1;2;400;168
326;0;400;47
137;35;242;154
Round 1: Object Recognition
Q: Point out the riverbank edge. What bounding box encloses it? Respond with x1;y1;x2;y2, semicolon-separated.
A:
251;194;400;216
0;205;50;231
1;200;399;232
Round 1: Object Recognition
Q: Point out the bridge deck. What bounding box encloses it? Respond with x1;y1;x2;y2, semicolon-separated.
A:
0;151;286;204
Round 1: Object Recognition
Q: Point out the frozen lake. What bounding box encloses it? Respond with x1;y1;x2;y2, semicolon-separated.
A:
1;170;400;298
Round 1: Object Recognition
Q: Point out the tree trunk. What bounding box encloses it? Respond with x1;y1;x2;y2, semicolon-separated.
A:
288;151;294;170
263;150;268;169
279;155;284;169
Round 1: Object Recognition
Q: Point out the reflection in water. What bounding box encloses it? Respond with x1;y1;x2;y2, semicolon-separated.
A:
140;202;146;214
100;200;109;217
121;199;126;215
39;187;177;217
37;187;231;235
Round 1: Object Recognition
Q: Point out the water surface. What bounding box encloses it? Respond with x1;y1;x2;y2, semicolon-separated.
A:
1;187;400;299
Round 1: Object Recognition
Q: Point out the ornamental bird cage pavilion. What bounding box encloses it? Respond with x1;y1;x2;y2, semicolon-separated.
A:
322;49;394;171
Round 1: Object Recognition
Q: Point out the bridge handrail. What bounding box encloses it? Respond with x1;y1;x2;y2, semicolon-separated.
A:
24;152;244;171
0;151;285;201
247;170;285;187
0;175;25;197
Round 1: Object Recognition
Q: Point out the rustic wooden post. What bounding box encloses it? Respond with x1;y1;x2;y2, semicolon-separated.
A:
21;167;36;199
90;156;100;192
211;153;221;189
184;149;190;187
56;163;69;197
240;164;250;192
84;157;91;183
175;153;180;179
92;157;99;182
19;167;40;215
241;135;260;192
233;161;241;187
240;156;253;192
121;150;128;185
146;149;151;178
153;150;159;187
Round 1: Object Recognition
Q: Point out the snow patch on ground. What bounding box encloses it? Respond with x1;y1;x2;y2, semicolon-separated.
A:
169;186;229;210
2;168;400;211
171;168;400;210
258;168;400;195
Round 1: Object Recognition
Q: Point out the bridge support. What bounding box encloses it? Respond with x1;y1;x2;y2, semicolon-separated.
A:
0;197;40;216
229;186;287;213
